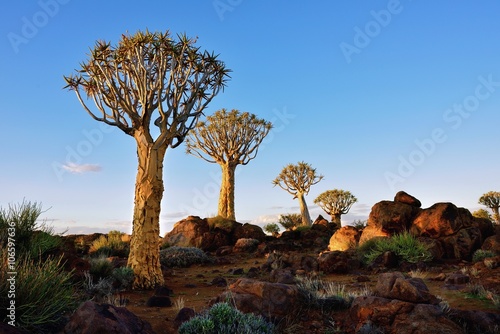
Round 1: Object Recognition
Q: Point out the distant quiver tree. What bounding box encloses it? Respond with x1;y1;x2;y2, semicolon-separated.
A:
64;30;230;289
272;162;323;226
185;109;272;220
314;189;357;227
479;191;500;224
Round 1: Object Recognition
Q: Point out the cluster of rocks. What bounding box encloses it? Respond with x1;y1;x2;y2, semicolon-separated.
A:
328;191;498;261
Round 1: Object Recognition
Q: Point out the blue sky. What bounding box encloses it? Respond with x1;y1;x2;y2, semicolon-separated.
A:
1;1;499;235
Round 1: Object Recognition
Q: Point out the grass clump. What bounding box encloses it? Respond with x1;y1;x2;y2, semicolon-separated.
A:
472;249;496;262
160;246;213;267
207;215;235;232
89;255;114;280
178;302;274;334
0;252;77;332
277;213;302;231
89;230;129;257
360;232;433;264
296;276;371;310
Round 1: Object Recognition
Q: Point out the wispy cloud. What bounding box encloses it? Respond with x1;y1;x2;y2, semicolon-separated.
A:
62;163;102;174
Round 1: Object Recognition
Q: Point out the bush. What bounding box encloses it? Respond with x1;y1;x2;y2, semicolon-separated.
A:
0;252;77;332
277;214;301;231
264;223;280;236
362;232;433;264
207;216;235;232
472;249;496;262
160;246;213;267
89;255;114;280
0;200;62;259
89;230;129;257
112;266;134;290
179;302;274;334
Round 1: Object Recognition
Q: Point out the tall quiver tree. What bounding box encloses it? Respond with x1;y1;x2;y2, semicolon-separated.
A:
185;109;272;220
273;162;323;226
64;31;230;289
314;189;357;227
479;191;500;224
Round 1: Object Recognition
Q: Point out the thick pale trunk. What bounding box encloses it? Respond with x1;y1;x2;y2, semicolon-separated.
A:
493;207;500;224
331;213;342;227
127;133;166;289
218;163;236;220
297;192;311;226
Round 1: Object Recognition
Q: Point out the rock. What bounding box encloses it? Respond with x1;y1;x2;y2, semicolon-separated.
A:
211;276;227;287
328;226;361;251
146;295;172;307
163;216;210;248
448;309;500;334
483;255;500;269
473;217;495;241
411;203;473;238
270;269;295;284
317;251;360;274
444;273;470;285
154;285;173;296
375;272;438;304
440;227;482;260
213;278;299;320
358;226;390;245
232;238;260;253
394;191;422;208
0;322;27;334
365;200;420;233
63;301;155;334
262;251;318;273
233;223;266;242
313;214;329;227
173;307;196;329
481;234;500;253
350;296;462;334
417;237;445;260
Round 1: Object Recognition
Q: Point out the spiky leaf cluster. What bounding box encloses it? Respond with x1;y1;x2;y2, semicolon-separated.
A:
272;161;323;198
314;189;357;216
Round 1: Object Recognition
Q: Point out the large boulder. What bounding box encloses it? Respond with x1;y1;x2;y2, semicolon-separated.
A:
440;227;482;260
164;216;265;251
364;200;420;234
213;278;299;320
63;301;155;334
163;216;210;248
350;297;462;334
410;203;473;238
328;226;361;251
394;190;422;208
317;251;360;274
374;272;438;304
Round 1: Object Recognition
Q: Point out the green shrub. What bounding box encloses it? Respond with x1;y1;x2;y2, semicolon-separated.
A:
89;255;114;280
472;249;496;262
89;230;129;257
0;200;62;260
264;223;280;236
0;252;77;332
362;232;433;264
179;302;274;334
277;214;301;231
160;246;212;267
207;216;235;232
112;266;134;290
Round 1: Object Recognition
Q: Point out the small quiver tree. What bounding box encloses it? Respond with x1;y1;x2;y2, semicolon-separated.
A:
314;189;357;228
272;162;323;226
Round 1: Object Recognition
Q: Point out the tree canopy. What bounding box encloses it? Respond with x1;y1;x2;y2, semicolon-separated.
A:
479;191;500;224
314;189;357;226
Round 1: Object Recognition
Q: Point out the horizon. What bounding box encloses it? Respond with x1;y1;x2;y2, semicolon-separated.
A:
1;1;499;236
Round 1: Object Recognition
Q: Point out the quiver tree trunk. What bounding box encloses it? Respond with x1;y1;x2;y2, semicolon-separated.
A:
331;213;342;227
218;163;236;220
127;132;166;289
297;192;312;226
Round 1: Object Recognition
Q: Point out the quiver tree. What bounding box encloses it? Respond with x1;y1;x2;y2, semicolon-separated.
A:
185;109;272;220
272;162;323;226
479;191;500;224
314;189;357;227
64;30;230;289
